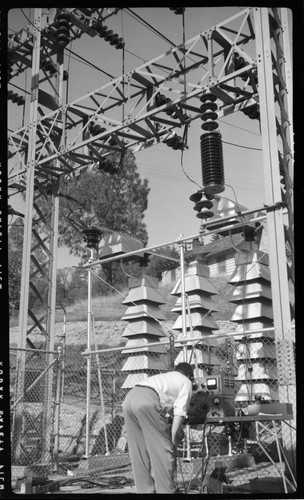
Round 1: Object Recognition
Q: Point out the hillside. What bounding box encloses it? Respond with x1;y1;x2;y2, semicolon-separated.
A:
9;319;237;348
9;278;239;348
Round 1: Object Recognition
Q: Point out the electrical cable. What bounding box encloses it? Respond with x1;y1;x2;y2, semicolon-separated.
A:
222;140;262;151
125;8;177;47
20;8;39;31
125;6;207;80
88;266;178;339
65;48;116;79
123;46;145;63
241;245;254;402
138;162;264;191
180;127;203;190
120;259;135;278
218;118;261;137
55;474;133;490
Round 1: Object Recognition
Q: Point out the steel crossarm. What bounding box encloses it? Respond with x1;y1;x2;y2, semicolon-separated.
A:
8;7;259;191
8;8;120;78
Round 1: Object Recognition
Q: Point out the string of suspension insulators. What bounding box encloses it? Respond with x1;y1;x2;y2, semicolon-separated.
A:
189;190;214;219
189;91;225;220
199;92;225;195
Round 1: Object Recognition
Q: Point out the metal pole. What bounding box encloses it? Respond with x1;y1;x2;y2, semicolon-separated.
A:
178;236;191;461
178;235;188;360
58;306;67;401
43;42;65;462
84;248;94;458
43;192;60;463
112;370;116;421
92;315;109;455
53;346;63;472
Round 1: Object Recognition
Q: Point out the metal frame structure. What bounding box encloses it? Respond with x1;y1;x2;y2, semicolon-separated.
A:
205;414;296;494
8;7;294;470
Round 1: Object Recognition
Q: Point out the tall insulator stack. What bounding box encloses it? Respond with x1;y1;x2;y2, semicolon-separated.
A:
200;93;224;195
170;261;220;378
120;275;167;389
190;92;224;220
82;227;103;250
54;11;70;48
228;249;279;404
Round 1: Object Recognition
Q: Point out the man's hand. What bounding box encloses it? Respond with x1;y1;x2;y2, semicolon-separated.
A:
171;415;185;445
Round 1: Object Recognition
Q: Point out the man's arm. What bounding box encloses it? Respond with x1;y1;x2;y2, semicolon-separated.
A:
171;414;185;444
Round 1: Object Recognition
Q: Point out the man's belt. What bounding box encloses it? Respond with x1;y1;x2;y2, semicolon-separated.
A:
134;385;159;398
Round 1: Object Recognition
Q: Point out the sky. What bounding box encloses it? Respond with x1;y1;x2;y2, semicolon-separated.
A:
7;7;290;268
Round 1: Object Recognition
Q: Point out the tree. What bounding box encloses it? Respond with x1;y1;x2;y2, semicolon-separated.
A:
8;218;24;310
56;150;150;288
145;245;179;279
56;267;86;306
57;150;149;256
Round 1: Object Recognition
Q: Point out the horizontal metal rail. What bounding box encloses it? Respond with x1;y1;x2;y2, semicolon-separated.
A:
79;203;285;268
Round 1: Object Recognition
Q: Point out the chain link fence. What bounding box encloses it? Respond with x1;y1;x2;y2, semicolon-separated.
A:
10;346;59;476
10;322;296;493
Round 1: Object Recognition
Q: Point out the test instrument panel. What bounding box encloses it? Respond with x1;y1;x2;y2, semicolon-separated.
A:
187;373;236;424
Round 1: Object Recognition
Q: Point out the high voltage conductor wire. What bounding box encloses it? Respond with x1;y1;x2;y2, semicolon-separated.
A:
139;167;264;190
222;140;262;151
187;137;262;153
218;119;261;137
125;8;177;47
65;48;116;79
124;8;202;69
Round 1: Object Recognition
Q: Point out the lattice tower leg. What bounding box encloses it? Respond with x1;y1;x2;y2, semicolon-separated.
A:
254;7;296;477
13;9;42;461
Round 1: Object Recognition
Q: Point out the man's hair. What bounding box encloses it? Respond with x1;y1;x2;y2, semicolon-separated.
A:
175;362;194;379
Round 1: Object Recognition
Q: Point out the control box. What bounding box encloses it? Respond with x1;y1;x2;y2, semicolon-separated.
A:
202;374;236;418
186;373;236;424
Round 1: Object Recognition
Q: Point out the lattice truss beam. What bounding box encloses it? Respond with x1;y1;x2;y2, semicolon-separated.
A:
7;8;120;78
9;7;261;190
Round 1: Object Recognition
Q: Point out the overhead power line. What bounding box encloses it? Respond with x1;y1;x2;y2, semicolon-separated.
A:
125;8;177;47
218;119;261;137
222;140;262;151
66;48;116;79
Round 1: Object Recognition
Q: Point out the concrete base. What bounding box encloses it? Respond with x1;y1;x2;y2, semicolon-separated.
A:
176;453;255;478
77;452;131;472
11;464;51;478
249;477;286;493
216;453;256;472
